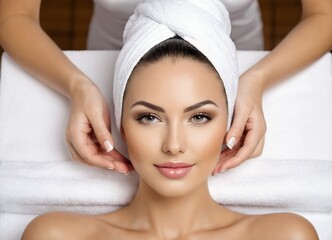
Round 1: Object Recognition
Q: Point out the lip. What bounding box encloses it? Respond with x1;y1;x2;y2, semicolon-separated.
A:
154;162;194;179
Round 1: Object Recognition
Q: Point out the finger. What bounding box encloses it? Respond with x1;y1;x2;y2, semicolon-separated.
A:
225;105;250;149
251;137;265;158
219;128;262;171
212;162;222;176
66;140;91;165
212;140;243;175
219;139;243;163
67;141;81;162
106;149;134;174
69;129;134;174
88;111;114;153
67;117;134;173
221;135;263;167
67;125;116;169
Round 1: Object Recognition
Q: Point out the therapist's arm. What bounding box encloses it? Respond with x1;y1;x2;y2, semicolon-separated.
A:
215;0;332;173
0;0;132;173
244;0;332;89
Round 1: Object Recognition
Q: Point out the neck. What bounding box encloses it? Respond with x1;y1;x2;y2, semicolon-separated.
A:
126;179;224;238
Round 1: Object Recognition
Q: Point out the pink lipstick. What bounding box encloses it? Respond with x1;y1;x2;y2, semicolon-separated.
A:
154;162;194;179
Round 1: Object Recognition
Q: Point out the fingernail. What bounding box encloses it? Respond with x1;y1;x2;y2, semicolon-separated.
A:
219;168;228;173
104;140;113;152
118;170;129;175
106;161;114;170
227;137;236;149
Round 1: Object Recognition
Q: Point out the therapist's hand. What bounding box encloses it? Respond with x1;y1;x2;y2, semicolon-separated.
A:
213;72;267;174
65;81;133;174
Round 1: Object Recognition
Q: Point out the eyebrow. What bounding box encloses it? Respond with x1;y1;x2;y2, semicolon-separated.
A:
184;100;219;112
131;100;219;113
131;101;165;112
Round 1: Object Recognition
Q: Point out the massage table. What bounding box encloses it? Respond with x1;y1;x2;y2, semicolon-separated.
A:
0;51;331;239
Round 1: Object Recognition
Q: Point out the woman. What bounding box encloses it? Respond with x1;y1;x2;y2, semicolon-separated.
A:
0;0;331;175
21;39;318;240
21;1;318;239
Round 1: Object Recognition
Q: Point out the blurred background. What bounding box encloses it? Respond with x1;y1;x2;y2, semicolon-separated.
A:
0;0;302;53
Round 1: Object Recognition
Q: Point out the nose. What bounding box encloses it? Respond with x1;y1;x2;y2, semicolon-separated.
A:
162;121;186;155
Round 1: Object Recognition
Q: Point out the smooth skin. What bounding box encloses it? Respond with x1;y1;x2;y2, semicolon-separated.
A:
21;58;318;240
0;0;332;174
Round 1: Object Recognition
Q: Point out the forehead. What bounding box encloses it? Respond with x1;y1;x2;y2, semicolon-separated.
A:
125;57;225;105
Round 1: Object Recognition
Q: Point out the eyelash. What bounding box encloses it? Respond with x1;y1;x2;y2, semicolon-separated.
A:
135;113;213;125
136;113;161;124
189;113;213;124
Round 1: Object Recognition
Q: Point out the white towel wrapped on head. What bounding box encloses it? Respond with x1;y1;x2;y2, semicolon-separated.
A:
113;0;238;130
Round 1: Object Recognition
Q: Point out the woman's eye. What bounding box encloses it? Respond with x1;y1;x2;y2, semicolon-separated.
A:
190;113;212;124
136;114;160;124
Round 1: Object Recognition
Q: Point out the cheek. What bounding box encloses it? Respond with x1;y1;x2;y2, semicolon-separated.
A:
188;122;226;163
122;123;162;165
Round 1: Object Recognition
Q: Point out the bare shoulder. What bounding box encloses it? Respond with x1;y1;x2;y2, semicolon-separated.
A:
246;212;319;240
21;211;109;240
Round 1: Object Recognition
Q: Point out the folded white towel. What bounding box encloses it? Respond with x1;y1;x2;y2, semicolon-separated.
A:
113;0;238;130
0;161;138;214
1;159;331;215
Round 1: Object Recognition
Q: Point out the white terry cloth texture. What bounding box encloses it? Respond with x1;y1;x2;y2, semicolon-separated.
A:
113;0;238;131
0;51;332;240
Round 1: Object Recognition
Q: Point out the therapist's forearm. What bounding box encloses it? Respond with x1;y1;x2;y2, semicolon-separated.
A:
0;16;91;99
243;9;332;90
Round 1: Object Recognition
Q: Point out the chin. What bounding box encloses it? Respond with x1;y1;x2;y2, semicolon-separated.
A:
142;175;208;199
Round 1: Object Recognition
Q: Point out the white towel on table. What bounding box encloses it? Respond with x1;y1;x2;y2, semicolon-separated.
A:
1;158;331;214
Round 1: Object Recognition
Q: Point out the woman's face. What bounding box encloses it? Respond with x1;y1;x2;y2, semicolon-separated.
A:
122;57;227;197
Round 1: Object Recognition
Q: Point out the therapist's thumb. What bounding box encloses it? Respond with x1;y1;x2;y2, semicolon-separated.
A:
90;115;114;153
225;108;247;149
